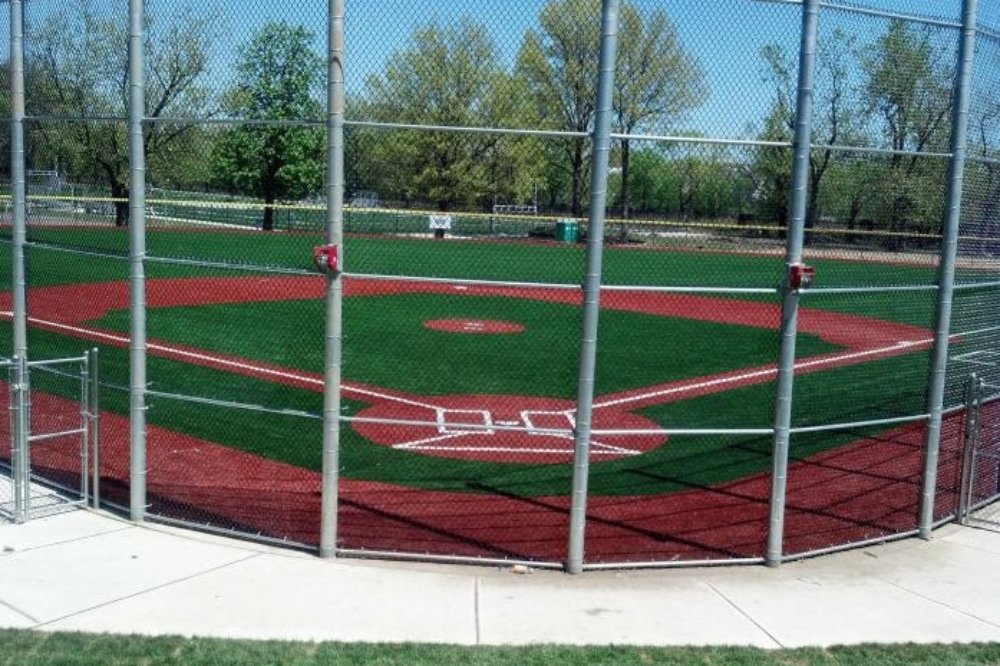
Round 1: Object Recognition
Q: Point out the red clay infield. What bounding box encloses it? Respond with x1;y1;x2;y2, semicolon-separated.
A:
0;275;953;563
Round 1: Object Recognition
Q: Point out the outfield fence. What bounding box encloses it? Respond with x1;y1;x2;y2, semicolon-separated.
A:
0;0;999;571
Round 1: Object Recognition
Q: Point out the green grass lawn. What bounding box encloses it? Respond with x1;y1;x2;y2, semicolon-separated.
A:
1;630;999;666
12;303;936;499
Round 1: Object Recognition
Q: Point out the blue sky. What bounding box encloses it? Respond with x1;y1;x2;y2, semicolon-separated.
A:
8;0;970;139
208;0;966;139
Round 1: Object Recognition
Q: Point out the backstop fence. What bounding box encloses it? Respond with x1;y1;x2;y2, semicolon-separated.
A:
0;0;998;571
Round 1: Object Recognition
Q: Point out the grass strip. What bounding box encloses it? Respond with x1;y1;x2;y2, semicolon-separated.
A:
0;630;999;665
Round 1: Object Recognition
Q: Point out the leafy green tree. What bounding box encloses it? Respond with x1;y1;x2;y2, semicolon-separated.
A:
749;103;793;225
863;19;953;239
676;150;750;220
515;0;601;216
29;0;215;226
357;18;521;210
614;148;679;215
964;101;1000;253
210;22;324;230
614;5;704;219
757;30;865;229
517;0;704;217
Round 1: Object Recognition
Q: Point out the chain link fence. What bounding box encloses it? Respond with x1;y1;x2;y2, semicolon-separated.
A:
1;0;998;569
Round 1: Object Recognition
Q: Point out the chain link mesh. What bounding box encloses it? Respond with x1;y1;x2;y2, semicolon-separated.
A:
0;0;997;565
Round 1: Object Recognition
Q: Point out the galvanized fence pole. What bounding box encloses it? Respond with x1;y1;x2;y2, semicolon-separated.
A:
80;355;90;502
957;373;980;524
919;0;978;538
9;0;27;362
319;0;346;559
566;0;621;575
88;348;101;509
128;0;148;522
766;0;821;568
10;357;27;523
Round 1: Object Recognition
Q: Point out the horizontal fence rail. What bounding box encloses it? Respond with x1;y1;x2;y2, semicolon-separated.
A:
1;0;996;571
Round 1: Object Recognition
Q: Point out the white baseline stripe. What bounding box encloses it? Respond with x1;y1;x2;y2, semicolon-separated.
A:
592;338;933;410
6;312;961;417
18;315;439;411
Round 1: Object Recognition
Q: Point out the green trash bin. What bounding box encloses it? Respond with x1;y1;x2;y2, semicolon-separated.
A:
555;219;579;243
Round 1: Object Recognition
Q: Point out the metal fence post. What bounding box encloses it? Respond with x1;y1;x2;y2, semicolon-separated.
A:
319;0;346;559
128;0;148;522
566;0;621;575
957;373;980;524
10;357;28;524
766;0;821;568
80;355;90;503
9;0;27;362
89;348;101;509
918;0;978;538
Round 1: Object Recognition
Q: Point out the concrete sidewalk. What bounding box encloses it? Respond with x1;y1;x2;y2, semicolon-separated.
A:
2;508;1000;647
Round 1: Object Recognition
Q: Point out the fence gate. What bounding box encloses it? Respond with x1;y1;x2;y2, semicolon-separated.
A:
958;375;1000;529
2;351;100;523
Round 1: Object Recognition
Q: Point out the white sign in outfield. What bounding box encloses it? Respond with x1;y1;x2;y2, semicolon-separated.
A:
428;214;453;230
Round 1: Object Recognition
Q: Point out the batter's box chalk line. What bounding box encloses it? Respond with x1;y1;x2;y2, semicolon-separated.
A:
434;407;495;435
389;406;642;456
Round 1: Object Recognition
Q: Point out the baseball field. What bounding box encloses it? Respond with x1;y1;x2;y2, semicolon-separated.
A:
2;221;989;564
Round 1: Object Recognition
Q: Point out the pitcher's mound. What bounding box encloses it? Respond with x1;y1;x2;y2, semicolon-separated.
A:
424;318;525;334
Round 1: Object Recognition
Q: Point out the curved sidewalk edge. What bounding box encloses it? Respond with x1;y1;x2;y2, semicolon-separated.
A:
1;509;1000;648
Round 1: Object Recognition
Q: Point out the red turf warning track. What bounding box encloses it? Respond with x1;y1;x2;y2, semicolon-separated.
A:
1;276;948;562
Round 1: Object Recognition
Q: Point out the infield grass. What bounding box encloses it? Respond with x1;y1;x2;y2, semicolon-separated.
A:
91;293;837;398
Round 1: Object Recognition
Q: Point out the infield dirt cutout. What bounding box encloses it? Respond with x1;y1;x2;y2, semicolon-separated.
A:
352;393;666;463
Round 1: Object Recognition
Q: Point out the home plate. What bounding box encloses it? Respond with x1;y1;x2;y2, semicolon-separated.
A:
352;394;667;464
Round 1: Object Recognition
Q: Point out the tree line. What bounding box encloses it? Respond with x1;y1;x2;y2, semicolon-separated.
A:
4;0;998;242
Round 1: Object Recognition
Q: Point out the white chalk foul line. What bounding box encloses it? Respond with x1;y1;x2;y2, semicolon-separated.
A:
11;313;937;438
592;338;933;410
20;315;440;411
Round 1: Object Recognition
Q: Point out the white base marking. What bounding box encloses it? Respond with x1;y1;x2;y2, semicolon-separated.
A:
592;338;934;410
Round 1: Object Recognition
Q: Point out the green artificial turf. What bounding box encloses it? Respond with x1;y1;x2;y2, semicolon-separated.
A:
90;293;838;398
14;226;946;291
10;227;961;332
16;326;938;499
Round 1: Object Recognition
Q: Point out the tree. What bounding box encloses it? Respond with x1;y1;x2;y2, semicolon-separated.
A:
862;19;953;238
357;18;523;210
516;0;600;216
30;0;215;226
757;30;865;229
517;0;704;217
965;101;1000;254
614;5;704;219
748;102;794;226
210;22;325;231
